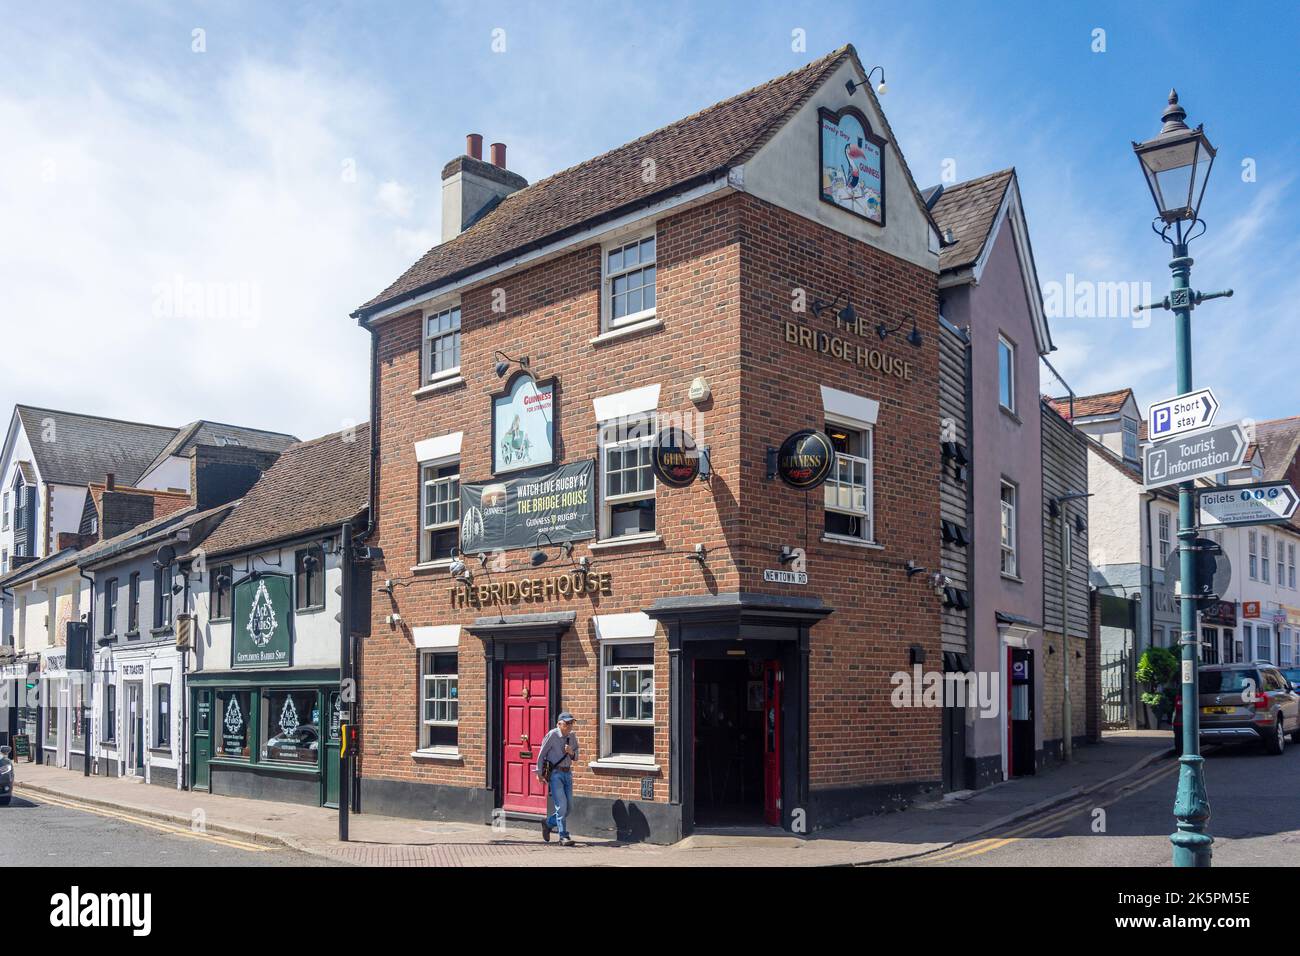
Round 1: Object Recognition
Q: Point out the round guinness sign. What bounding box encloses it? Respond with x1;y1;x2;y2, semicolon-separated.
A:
651;427;700;488
777;429;835;490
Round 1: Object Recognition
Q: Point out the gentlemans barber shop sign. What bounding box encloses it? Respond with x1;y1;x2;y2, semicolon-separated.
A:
232;573;294;668
460;461;596;554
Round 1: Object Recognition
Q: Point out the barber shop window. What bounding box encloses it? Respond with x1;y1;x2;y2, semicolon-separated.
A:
211;564;233;620
216;689;251;759
824;421;873;543
601;643;654;760
421;652;459;752
261;688;320;766
420;461;460;563
154;683;171;748
295;546;325;611
600;416;656;538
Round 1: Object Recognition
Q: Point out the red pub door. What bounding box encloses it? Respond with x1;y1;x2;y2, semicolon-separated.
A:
502;663;550;814
763;660;782;825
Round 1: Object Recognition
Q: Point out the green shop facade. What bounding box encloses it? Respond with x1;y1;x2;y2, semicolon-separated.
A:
187;536;351;808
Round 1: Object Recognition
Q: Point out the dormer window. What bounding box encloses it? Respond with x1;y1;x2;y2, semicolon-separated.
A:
1122;417;1139;461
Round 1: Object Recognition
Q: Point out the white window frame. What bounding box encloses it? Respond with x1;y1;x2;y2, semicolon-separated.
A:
1;491;7;530
598;415;656;540
997;335;1016;413
420;457;460;565
599;638;655;763
1289;543;1296;590
1282;628;1294;668
1256;623;1273;663
1122;417;1139;462
823;418;874;544
1262;533;1271;583
602;231;657;331
422;304;461;384
1249;531;1258;580
420;650;459;754
1278;538;1286;588
1000;479;1019;578
1158;510;1171;565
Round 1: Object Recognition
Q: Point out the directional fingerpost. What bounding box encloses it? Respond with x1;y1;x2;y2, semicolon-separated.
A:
1198;481;1299;528
1143;421;1247;490
1148;388;1219;442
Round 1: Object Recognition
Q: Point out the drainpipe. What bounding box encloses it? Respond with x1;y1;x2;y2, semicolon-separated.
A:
961;322;975;788
79;569;94;777
180;559;190;791
1143;493;1158;730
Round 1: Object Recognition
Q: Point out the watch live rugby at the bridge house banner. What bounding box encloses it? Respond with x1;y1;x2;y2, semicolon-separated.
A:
460;461;596;553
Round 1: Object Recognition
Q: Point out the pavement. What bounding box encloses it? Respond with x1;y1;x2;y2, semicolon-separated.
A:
12;730;1172;866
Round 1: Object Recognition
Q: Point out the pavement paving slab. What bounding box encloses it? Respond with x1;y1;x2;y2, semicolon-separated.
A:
12;730;1172;867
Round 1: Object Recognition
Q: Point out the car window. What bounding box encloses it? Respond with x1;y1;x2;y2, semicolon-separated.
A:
1280;668;1300;686
1198;669;1259;694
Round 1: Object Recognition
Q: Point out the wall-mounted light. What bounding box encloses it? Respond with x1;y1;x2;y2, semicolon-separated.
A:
494;350;534;380
876;313;923;348
530;532;572;567
905;560;927;578
846;66;887;97
810;292;856;327
777;545;799;565
687;544;709;565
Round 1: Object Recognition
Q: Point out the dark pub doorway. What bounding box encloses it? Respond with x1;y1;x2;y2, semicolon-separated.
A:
693;657;781;826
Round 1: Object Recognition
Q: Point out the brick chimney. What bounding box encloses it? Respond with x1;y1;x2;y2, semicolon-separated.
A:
441;133;527;242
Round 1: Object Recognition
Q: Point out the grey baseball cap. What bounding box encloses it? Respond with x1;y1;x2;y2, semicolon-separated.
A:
558;712;577;723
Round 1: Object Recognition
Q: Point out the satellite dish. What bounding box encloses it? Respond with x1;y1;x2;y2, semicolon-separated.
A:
154;544;177;569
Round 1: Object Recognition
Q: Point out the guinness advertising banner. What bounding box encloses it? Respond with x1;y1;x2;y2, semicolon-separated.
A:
460;460;596;553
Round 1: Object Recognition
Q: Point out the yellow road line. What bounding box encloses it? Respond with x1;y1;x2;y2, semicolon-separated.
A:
21;789;270;852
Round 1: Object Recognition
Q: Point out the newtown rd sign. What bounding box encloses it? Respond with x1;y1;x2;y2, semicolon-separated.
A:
1148;388;1219;442
1143;422;1247;490
1198;482;1299;529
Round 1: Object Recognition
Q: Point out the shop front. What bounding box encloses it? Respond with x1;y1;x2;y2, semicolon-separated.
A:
0;657;37;755
39;647;70;769
96;648;183;786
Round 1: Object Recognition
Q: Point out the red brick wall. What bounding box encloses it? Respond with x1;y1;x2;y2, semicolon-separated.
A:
359;189;942;809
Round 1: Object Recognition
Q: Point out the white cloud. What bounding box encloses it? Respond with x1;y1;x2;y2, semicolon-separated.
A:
376;180;415;219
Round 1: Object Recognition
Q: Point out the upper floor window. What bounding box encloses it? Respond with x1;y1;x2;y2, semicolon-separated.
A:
1;491;8;530
423;305;461;383
154;563;174;629
1158;511;1171;565
1122;417;1139;462
211;564;233;620
1289;543;1297;590
603;233;656;331
997;335;1016;413
295;545;326;611
1000;480;1019;577
1262;533;1271;584
127;572;140;634
12;478;25;527
420;461;460;563
1278;538;1286;587
824;422;873;543
1249;530;1258;580
600;416;656;538
1;549;6;574
103;578;118;637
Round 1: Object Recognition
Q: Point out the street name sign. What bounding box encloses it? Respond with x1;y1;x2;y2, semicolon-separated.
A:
1198;481;1299;529
1148;388;1219;442
1143;422;1247;490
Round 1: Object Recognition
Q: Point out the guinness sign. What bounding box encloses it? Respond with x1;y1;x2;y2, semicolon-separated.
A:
777;429;835;490
651;427;700;488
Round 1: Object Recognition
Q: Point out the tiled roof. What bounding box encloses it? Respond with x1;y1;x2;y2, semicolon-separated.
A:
0;547;79;589
139;420;299;479
199;425;370;557
15;405;177;487
928;169;1015;274
1255;416;1300;482
1047;388;1135;421
357;44;933;317
76;501;234;570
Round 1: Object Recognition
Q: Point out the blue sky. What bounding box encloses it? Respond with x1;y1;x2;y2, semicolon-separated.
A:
1;1;1295;441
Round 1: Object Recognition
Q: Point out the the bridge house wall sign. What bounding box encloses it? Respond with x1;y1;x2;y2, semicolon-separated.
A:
777;429;836;490
651;427;700;488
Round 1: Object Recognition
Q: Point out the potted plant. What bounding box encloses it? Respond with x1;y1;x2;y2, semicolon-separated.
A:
1137;646;1180;727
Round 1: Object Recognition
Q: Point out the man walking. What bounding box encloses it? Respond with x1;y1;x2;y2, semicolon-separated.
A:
536;712;578;846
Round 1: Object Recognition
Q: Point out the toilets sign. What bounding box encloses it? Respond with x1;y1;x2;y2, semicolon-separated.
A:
1148;388;1219;441
1199;482;1299;529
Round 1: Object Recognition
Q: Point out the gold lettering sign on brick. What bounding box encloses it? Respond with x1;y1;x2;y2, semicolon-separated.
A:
450;571;613;608
785;320;913;382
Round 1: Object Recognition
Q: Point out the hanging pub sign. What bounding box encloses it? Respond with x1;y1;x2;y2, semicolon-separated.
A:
819;106;886;225
231;573;294;669
493;373;556;474
651;427;700;488
460;460;596;554
776;429;836;490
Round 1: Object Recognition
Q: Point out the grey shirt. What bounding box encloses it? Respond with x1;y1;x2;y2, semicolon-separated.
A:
535;728;578;775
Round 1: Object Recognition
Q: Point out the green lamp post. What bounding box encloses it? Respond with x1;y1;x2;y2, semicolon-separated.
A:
1132;90;1232;867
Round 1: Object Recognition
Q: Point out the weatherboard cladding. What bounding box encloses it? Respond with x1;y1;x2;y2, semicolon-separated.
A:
15;405;175;487
938;320;969;655
1041;401;1090;640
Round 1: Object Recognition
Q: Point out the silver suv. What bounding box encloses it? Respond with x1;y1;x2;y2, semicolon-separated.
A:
1173;662;1300;755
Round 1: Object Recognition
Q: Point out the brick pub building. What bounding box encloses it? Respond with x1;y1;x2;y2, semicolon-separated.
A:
353;46;947;843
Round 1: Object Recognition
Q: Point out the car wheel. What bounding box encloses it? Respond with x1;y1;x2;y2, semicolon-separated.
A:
1291;723;1300;745
1266;716;1286;755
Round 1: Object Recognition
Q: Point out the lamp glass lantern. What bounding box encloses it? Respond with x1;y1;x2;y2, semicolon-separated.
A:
1132;90;1216;225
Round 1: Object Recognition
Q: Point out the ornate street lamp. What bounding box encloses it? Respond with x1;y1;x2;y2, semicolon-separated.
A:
1132;90;1232;868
